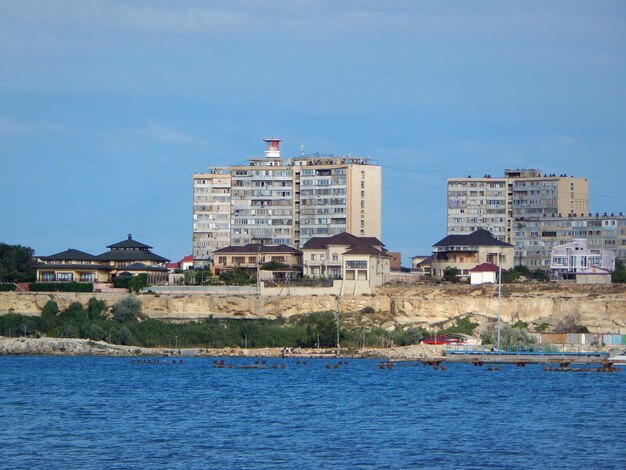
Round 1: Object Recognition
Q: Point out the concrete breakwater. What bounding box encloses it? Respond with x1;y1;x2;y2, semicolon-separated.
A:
1;284;626;333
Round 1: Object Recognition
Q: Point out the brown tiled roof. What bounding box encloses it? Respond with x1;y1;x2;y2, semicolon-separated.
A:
301;232;384;249
41;249;97;261
107;234;153;250
302;232;390;257
433;229;512;248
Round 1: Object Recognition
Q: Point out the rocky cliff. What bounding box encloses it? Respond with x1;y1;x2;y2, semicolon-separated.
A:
1;283;625;332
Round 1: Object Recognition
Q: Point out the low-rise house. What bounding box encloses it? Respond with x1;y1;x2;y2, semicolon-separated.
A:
411;255;432;276
166;255;194;271
551;239;615;282
301;232;391;287
212;243;302;280
469;262;505;285
36;234;170;284
36;249;112;283
387;251;402;271
431;229;513;279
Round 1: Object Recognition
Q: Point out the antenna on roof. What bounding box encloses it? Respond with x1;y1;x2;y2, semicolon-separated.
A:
300;144;304;156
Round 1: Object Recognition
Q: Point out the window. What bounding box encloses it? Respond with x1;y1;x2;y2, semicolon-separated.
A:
332;253;338;262
346;260;367;269
311;254;317;261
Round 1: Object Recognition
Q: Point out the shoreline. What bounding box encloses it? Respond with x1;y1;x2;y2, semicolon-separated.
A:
1;337;621;364
0;336;446;360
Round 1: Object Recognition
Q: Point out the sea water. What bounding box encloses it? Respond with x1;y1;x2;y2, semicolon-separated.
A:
1;356;625;469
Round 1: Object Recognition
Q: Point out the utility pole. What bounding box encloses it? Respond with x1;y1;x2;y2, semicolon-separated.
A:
497;252;502;352
336;310;340;356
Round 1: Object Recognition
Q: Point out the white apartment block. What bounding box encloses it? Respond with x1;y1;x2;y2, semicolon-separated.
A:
192;139;382;266
447;169;589;244
551;239;616;279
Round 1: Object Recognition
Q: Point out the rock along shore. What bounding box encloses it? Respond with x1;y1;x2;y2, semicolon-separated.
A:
0;336;445;360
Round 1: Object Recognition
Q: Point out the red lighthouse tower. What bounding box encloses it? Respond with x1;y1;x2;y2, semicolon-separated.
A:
263;138;281;158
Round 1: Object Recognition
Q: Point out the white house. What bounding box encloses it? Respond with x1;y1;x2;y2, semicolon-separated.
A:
469;262;503;285
551;239;615;282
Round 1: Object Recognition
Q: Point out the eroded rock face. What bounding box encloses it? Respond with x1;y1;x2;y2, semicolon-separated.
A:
1;283;625;332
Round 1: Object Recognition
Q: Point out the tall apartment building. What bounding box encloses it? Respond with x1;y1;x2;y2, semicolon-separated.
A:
445;168;626;270
192;168;231;263
447;169;589;243
192;139;381;266
513;213;626;268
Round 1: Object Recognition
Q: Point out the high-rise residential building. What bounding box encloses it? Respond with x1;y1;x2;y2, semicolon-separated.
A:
447;169;589;244
512;213;626;268
192;168;231;263
445;168;626;270
192;139;382;266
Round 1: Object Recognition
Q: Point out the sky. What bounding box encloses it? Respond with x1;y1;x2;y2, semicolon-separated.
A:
1;0;625;265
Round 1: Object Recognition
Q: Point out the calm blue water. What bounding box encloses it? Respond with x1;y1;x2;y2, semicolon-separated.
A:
1;356;625;469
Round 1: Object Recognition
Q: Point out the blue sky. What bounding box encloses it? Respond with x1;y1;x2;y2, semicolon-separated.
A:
1;1;625;264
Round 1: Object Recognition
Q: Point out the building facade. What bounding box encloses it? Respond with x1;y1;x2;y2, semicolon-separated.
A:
550;239;616;280
513;213;626;269
301;232;390;286
212;243;302;277
447;169;589;244
192;139;382;266
431;229;514;279
36;235;170;284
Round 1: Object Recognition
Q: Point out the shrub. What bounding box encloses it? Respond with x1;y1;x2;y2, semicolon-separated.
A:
114;326;133;345
87;298;106;319
29;282;93;293
40;300;59;331
128;273;148;293
194;269;213;285
443;267;460;282
553;313;589;334
86;324;106;341
62;324;79;338
113;277;131;289
440;316;479;335
113;295;142;322
480;323;536;350
58;302;88;324
0;284;16;291
219;268;253;285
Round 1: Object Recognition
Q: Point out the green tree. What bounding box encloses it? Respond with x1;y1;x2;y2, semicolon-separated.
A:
195;268;213;285
113;295;142;322
530;269;550;282
481;323;536;350
443;267;460;282
87;298;106;320
260;261;282;271
0;243;36;282
612;259;626;283
86;324;106;341
128;273;148;293
40;300;59;331
219;268;253;285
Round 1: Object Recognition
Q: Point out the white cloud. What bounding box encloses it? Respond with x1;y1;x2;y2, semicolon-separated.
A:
144;122;209;146
0;117;27;134
0;116;70;134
